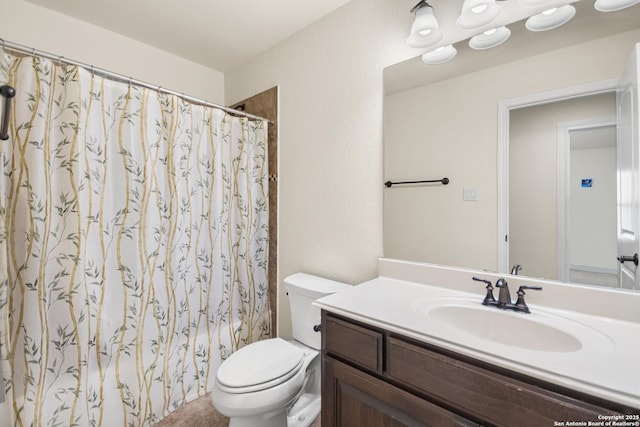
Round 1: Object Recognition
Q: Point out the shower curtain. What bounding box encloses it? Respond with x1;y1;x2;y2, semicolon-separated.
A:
0;52;270;426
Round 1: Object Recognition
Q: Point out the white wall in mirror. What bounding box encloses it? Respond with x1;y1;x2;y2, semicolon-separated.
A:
384;28;640;274
569;125;618;285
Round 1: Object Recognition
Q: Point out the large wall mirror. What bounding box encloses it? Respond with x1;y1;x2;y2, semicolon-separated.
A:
383;1;640;290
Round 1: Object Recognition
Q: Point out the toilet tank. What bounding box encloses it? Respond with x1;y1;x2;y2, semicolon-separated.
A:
285;273;350;350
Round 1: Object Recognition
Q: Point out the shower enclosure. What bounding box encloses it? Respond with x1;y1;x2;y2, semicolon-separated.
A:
0;48;270;426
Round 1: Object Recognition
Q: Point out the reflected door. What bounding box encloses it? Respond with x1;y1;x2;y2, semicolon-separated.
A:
616;43;640;290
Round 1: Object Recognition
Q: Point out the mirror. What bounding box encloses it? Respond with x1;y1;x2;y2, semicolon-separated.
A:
383;1;640;290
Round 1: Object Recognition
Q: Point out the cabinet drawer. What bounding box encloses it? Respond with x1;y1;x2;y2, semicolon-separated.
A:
386;337;613;427
324;315;383;373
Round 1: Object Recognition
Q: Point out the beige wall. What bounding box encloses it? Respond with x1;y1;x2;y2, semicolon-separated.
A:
0;0;225;103
384;29;640;274
224;0;417;337
509;93;615;280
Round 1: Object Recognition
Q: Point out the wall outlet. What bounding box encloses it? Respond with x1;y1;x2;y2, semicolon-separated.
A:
463;186;479;201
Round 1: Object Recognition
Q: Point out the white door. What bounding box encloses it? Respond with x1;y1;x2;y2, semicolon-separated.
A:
616;43;640;290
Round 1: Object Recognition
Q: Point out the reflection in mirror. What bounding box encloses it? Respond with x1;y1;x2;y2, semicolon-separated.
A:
509;93;617;287
383;1;640;291
567;124;618;285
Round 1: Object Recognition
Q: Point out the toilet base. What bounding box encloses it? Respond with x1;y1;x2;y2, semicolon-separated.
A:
226;394;320;427
287;393;320;427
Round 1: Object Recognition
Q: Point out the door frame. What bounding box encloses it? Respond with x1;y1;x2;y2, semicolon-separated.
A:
497;79;618;274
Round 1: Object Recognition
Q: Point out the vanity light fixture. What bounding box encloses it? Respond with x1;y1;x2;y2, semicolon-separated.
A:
406;1;443;49
594;0;640;11
405;0;622;65
457;0;503;29
421;44;458;64
525;4;576;31
469;26;511;49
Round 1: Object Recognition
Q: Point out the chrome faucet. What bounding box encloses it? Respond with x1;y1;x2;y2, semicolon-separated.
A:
510;264;522;275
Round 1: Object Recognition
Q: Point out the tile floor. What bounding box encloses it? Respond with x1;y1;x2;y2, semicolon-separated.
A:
154;393;321;426
155;393;228;427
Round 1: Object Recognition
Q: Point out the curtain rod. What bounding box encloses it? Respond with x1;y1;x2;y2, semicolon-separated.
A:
0;38;273;124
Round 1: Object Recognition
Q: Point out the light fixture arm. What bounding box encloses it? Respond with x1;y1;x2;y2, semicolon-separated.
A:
410;0;431;14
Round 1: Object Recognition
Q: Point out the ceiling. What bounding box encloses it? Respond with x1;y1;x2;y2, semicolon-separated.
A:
24;0;352;72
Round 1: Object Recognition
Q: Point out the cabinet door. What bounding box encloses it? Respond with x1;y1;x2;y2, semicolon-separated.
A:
322;357;478;427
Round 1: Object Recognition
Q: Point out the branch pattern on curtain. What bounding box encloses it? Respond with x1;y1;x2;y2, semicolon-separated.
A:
0;52;269;426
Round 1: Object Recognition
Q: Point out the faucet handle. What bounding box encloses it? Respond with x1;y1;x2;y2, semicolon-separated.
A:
472;277;492;287
472;277;497;306
514;285;542;313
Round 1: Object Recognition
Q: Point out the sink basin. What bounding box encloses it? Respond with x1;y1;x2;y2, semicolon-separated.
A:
413;297;614;353
427;304;581;352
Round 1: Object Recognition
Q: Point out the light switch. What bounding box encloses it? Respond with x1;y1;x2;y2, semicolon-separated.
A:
463;186;479;201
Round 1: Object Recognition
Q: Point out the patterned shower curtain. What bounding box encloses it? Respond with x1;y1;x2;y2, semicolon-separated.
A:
0;52;270;426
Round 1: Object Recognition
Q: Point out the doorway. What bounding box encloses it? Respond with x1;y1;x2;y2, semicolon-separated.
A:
558;120;618;286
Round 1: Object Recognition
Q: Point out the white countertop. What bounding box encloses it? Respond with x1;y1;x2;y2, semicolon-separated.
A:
314;276;640;409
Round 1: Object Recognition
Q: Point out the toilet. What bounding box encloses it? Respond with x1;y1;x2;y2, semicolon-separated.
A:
211;273;350;427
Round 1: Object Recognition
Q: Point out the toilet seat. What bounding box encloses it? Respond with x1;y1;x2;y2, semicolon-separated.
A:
216;338;305;394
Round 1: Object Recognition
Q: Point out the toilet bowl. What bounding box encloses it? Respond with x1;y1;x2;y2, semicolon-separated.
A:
211;273;350;427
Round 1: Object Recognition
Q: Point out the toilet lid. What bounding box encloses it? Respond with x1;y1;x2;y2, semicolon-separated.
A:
216;338;305;389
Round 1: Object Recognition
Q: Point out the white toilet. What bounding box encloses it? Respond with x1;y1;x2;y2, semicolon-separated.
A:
211;273;350;427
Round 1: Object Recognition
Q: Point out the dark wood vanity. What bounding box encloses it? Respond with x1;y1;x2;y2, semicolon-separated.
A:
321;310;638;427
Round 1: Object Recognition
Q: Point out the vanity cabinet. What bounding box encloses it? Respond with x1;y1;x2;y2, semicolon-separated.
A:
321;311;636;427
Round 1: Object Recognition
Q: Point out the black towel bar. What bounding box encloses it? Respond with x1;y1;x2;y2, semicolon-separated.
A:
384;177;449;187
